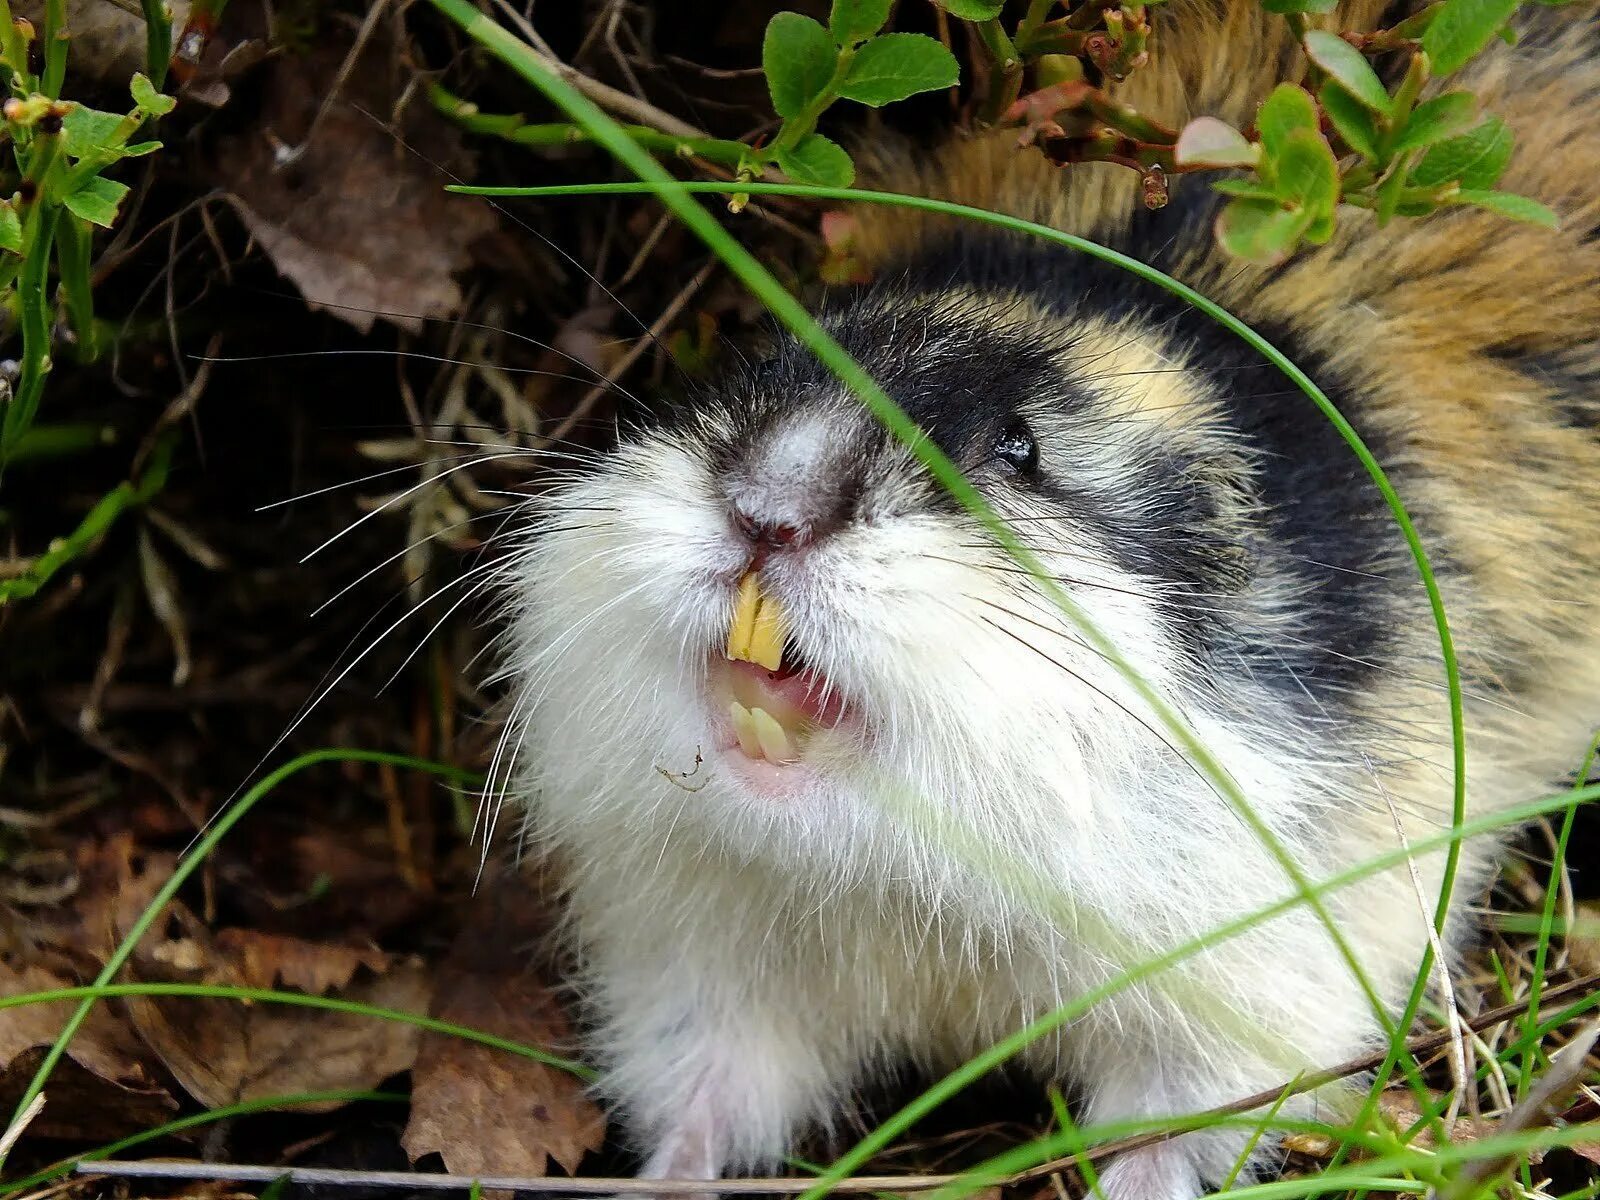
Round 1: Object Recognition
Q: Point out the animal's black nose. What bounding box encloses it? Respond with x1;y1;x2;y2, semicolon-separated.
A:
732;507;811;554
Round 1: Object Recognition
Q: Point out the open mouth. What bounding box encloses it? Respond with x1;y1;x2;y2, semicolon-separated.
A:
715;573;849;767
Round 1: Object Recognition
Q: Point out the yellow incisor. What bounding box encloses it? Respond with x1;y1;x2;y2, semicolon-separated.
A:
726;572;786;671
728;700;795;763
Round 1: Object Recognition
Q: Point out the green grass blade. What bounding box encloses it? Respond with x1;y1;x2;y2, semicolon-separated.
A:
0;983;593;1077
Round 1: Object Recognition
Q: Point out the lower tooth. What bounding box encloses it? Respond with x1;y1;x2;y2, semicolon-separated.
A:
729;700;762;759
749;706;796;764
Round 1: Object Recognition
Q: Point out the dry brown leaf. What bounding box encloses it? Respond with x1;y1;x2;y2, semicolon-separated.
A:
401;875;602;1179
0;961;176;1140
1376;1090;1494;1150
213;928;390;995
212;37;495;334
115;893;431;1111
1280;1131;1337;1159
125;953;430;1111
14;0;191;82
1565;902;1600;977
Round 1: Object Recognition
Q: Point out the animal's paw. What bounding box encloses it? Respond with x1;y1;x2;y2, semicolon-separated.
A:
1095;1141;1205;1200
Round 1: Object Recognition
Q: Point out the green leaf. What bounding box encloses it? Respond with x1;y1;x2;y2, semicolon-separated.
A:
1302;30;1392;114
763;12;837;119
1422;0;1521;74
1215;197;1310;264
1390;91;1476;153
1211;179;1282;201
1318;82;1379;160
1375;160;1409;224
1303;204;1337;244
1454;188;1558;227
774;132;856;186
61;174;130;228
0;201;20;253
1256;84;1319;158
121;140;163;157
1410;115;1512;188
1396;196;1441;217
829;0;891;45
1174;117;1259;168
131;71;177;116
836;33;959;106
61;106;126;158
931;0;1005;17
1273;128;1340;218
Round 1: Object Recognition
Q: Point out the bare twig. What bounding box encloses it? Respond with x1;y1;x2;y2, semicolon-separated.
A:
482;0;704;142
1380;773;1469;1137
541;259;716;446
0;1094;46;1162
474;0;792;194
78;1162;965;1194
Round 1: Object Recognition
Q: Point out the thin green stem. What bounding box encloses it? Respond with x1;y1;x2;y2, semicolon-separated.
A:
429;84;748;168
1013;0;1060;51
1518;729;1600;1099
54;211;99;361
40;0;64;97
0;0;24;85
3;133;62;464
975;18;1023;123
142;0;172;90
765;44;856;162
1;419;113;462
0;749;482;1168
0;434;168;602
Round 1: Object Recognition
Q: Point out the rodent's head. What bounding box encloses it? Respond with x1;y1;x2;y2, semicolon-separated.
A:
501;233;1385;890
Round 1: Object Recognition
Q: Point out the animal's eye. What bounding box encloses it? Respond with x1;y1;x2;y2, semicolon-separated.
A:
992;420;1039;478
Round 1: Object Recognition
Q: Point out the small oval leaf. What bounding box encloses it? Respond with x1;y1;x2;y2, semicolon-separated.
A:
1410;115;1513;189
1318;82;1379;160
1454;188;1558;228
62;106;126;158
131;71;177;116
836;33;959;106
0;201;21;254
1273;128;1340;217
931;0;1005;17
1211;179;1282;202
1391;91;1477;154
1303;30;1392;114
829;0;891;46
1422;0;1522;75
62;175;130;228
1216;197;1311;265
1174;117;1260;168
763;12;838;119
1256;84;1320;158
774;133;857;187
